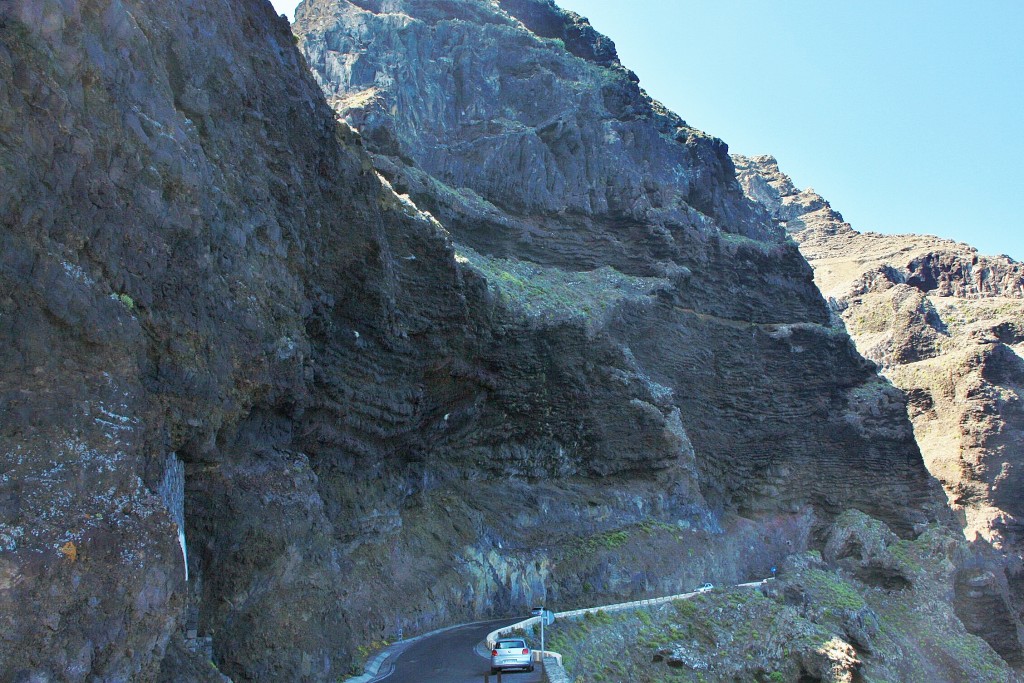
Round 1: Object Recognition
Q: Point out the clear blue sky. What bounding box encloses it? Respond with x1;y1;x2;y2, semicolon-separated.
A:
273;0;1024;260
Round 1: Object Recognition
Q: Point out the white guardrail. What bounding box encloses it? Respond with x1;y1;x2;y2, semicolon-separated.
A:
484;581;766;677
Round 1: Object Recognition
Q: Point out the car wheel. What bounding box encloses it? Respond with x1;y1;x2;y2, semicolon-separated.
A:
490;668;498;675
527;664;535;672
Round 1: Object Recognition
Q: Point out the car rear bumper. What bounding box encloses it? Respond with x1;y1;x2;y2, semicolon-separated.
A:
491;658;532;670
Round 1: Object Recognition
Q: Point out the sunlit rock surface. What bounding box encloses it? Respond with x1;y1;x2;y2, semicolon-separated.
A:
735;153;1024;552
736;152;1024;667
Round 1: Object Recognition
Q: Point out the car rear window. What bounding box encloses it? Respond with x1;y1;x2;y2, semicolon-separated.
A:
497;639;526;649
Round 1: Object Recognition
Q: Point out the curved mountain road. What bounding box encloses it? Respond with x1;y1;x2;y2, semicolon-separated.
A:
360;580;771;683
375;618;543;683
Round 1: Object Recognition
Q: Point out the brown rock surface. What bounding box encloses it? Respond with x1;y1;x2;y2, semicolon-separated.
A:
736;153;1024;664
735;154;1024;550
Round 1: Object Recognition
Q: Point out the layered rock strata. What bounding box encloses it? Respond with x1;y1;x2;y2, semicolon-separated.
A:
296;0;942;532
0;0;956;680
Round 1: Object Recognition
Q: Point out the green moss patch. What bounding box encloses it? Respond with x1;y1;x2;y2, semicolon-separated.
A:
455;245;667;326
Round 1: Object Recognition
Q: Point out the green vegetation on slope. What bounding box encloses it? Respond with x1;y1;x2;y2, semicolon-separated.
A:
547;515;1013;683
455;245;668;327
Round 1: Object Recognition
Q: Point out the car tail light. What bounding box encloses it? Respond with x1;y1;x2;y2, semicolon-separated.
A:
492;649;498;656
522;649;529;655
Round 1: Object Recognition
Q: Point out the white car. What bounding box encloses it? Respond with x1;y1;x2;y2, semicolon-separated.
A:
490;638;534;675
695;582;714;593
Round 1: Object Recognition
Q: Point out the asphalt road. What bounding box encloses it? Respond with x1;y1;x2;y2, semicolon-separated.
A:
379;618;545;683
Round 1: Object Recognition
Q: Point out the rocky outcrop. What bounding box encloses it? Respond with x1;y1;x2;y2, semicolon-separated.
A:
736;153;1024;664
550;511;1021;682
0;0;493;676
734;154;1024;302
296;0;944;533
0;1;954;680
735;154;1024;550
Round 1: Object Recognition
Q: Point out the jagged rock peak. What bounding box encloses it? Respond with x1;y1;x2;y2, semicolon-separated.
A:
738;153;1024;665
297;0;783;263
733;153;850;237
298;0;620;64
735;153;1024;300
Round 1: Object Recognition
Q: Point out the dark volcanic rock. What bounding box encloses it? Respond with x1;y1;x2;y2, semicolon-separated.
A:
0;0;952;680
0;0;480;676
498;0;621;66
296;0;943;537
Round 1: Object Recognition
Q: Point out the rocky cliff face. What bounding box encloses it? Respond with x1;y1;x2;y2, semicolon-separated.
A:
0;0;960;680
295;0;944;530
734;154;1024;550
735;153;1024;665
1;0;485;677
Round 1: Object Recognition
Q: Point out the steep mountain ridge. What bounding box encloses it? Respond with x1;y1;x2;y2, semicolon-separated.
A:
734;154;1024;302
735;154;1024;549
736;152;1024;666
